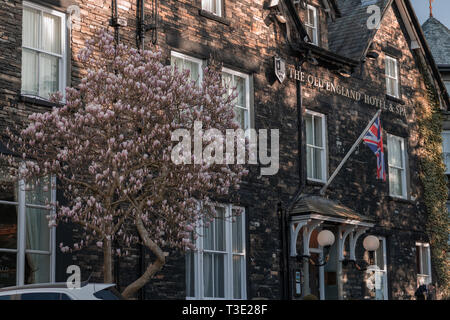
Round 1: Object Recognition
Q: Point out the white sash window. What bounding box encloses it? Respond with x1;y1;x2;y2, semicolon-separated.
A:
385;56;399;98
202;0;222;17
0;172;56;288
21;2;66;100
170;51;203;85
186;205;246;300
305;110;327;182
305;5;318;45
387;134;407;198
222;68;250;130
415;242;432;286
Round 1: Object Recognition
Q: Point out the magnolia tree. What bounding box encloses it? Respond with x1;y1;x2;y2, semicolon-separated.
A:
3;30;248;298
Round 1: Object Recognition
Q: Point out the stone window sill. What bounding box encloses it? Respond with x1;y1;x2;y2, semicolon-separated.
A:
386;94;405;105
306;179;326;186
19;94;61;108
198;9;230;26
388;195;415;204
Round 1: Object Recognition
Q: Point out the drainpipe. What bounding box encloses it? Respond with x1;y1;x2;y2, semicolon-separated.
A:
278;202;289;300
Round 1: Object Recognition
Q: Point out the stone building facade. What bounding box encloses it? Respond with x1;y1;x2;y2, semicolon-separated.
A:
0;0;448;300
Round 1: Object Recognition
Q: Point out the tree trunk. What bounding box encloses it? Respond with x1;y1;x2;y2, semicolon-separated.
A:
103;238;113;283
121;218;166;299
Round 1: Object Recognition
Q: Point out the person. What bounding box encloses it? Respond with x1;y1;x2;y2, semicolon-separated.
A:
414;284;427;300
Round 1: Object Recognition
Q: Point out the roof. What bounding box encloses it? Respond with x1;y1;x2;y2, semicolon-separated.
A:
422;17;450;66
328;0;392;61
290;195;374;222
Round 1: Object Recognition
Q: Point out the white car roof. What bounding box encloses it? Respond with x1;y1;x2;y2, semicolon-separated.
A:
0;282;116;294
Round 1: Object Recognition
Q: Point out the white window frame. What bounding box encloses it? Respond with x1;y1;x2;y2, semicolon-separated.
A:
305;5;318;45
373;236;389;300
305;110;327;183
186;204;246;300
170;51;204;84
222;67;251;131
0;175;57;287
442;131;450;174
415;242;432;285
385;56;399;98
202;0;222;17
21;1;67;101
387;134;407;199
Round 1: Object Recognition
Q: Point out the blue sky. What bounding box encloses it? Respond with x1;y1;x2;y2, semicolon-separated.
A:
410;0;450;28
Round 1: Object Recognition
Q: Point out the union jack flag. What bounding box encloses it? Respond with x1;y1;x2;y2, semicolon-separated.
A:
363;116;386;181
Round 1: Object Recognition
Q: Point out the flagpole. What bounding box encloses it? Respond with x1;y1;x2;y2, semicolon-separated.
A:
319;109;382;196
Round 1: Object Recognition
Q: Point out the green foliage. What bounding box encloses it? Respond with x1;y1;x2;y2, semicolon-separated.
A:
416;66;450;298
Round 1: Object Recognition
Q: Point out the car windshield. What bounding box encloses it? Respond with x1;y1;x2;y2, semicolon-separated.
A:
93;287;124;300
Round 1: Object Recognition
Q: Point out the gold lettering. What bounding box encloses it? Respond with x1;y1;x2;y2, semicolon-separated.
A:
330;82;336;93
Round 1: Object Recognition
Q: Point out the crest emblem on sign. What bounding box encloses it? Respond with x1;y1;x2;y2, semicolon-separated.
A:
274;56;286;83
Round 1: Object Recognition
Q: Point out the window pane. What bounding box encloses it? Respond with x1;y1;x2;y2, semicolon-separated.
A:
42;13;61;54
39;53;59;99
23;7;40;48
306;146;313;179
305;115;313;145
234;107;247;130
0;204;17;250
0;169;17;202
25;208;50;252
213;254;224;298
233;255;243;299
0;252;16;288
421;247;429;275
25;176;51;206
314;116;323;147
235;76;246;107
389;167;403;196
185;60;200;83
203;220;214;251
385;58;392;77
24;253;50;284
415;246;421;273
313;147;323;180
170;56;183;71
203;253;213;297
388;137;402;167
202;0;211;12
232;211;243;253
222;72;232;92
306;26;314;42
307;8;315;25
214;207;225;251
21;49;39;95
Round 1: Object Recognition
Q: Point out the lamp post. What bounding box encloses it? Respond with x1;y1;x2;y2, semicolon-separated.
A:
363;235;380;266
297;230;336;267
343;235;380;270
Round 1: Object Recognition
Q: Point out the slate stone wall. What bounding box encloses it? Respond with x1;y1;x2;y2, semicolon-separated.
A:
0;0;437;300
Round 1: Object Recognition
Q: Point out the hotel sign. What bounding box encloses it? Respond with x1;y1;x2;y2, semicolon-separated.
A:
288;67;407;118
